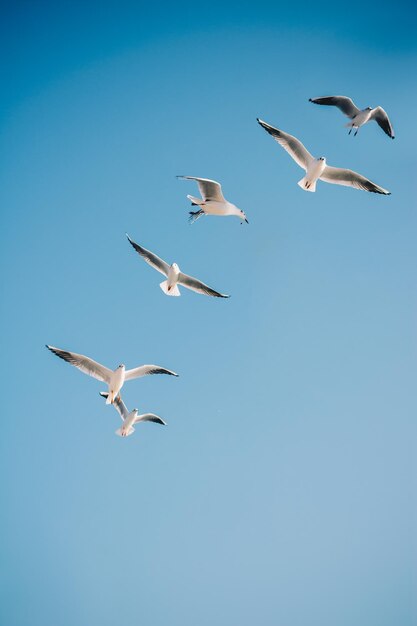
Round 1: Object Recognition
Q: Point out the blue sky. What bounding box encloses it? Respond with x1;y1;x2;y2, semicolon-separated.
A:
1;2;416;625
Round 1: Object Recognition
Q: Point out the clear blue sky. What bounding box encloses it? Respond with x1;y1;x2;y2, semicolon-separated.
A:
1;2;416;625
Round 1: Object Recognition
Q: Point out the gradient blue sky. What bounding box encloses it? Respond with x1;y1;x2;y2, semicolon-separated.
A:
1;2;416;625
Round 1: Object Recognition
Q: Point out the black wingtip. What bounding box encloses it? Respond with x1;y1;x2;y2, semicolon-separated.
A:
309;98;312;102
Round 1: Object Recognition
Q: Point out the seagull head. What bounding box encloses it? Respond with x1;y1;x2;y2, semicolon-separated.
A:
118;364;125;369
233;207;249;224
366;106;373;110
318;157;326;162
171;262;180;273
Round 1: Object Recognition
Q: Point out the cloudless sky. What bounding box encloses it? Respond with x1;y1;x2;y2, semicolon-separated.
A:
1;2;416;625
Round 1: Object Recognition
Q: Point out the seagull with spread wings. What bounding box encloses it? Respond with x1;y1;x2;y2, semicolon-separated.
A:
99;392;166;437
309;96;394;138
46;345;178;404
126;234;229;298
257;118;390;195
177;176;248;224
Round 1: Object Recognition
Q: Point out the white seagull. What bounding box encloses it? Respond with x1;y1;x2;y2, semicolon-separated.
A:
46;345;178;404
257;118;390;195
99;392;166;437
177;176;248;224
309;96;395;138
126;234;229;298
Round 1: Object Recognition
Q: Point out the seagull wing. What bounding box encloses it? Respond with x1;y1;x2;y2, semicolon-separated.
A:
320;165;391;195
46;345;112;382
134;413;167;425
369;106;395;138
309;96;360;118
257;119;313;170
177;176;225;202
126;235;170;276
100;392;129;421
178;272;229;298
124;365;179;380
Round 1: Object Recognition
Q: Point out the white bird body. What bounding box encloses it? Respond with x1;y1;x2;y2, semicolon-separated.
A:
309;96;395;138
257;118;390;195
298;157;327;192
349;108;373;129
107;365;126;404
99;392;167;437
178;176;248;223
194;199;241;217
46;345;178;402
117;409;137;437
161;262;181;296
127;235;229;298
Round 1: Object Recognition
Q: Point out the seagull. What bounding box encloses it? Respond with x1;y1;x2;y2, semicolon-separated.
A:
257;118;390;195
177;176;248;224
99;392;166;437
309;96;394;138
46;345;178;404
126;234;229;298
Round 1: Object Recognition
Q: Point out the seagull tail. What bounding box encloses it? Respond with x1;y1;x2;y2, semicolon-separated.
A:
297;176;317;193
115;427;135;437
160;280;181;297
106;391;118;404
188;209;205;224
187;194;204;206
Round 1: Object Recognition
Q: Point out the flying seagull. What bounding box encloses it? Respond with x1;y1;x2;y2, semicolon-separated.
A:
126;234;229;298
46;345;178;404
309;96;394;138
99;392;166;437
257;118;390;194
177;176;248;224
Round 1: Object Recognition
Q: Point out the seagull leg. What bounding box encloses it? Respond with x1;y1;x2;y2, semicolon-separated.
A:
348;128;352;135
354;129;358;136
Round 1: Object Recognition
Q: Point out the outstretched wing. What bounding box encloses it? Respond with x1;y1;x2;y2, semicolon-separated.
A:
369;106;395;139
177;176;225;202
46;345;112;382
178;272;229;298
100;392;129;421
257;119;313;170
320;166;390;195
124;365;179;380
126;235;170;276
134;413;167;425
309;96;360;118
